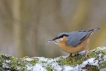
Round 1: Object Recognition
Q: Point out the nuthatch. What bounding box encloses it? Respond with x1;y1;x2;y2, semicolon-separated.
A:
48;28;100;59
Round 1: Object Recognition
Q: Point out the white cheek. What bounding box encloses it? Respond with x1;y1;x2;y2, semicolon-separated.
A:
53;39;60;44
60;38;63;41
53;41;57;44
56;39;59;42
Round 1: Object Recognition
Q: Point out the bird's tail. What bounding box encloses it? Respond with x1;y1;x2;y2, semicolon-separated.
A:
88;28;100;32
87;28;100;38
93;28;100;31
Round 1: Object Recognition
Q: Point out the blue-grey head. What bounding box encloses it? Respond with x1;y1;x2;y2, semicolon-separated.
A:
48;32;69;44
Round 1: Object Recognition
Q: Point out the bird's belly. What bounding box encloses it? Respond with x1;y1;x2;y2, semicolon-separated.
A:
58;38;89;53
59;44;86;53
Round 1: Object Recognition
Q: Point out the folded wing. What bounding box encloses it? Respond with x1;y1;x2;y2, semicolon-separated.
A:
66;31;91;47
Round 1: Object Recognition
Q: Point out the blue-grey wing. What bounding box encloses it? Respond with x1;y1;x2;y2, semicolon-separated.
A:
66;31;90;47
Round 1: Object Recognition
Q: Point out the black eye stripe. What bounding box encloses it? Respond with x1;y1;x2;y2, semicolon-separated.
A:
54;34;68;40
60;34;68;37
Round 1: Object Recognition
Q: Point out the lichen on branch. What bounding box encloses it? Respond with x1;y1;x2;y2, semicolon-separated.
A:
0;47;106;71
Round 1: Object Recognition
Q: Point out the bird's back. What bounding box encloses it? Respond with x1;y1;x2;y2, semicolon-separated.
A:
66;31;92;47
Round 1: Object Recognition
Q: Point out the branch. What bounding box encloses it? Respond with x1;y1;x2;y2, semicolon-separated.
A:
0;47;106;71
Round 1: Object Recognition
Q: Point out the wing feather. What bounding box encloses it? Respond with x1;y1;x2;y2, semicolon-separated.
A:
66;31;90;47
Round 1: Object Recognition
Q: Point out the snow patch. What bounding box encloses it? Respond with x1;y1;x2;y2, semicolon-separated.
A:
33;64;47;71
25;58;33;61
25;47;106;71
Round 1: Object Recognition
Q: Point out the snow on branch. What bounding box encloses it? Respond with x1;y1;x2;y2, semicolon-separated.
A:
0;47;106;71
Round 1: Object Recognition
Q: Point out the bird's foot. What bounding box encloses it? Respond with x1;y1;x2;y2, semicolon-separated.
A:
66;56;71;60
66;53;72;60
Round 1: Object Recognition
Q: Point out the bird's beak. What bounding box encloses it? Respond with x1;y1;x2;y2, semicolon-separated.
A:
47;39;54;43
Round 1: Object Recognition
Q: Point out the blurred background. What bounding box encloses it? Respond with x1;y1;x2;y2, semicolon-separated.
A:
0;0;106;58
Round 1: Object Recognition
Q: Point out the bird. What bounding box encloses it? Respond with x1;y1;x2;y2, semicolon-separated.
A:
48;28;100;59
